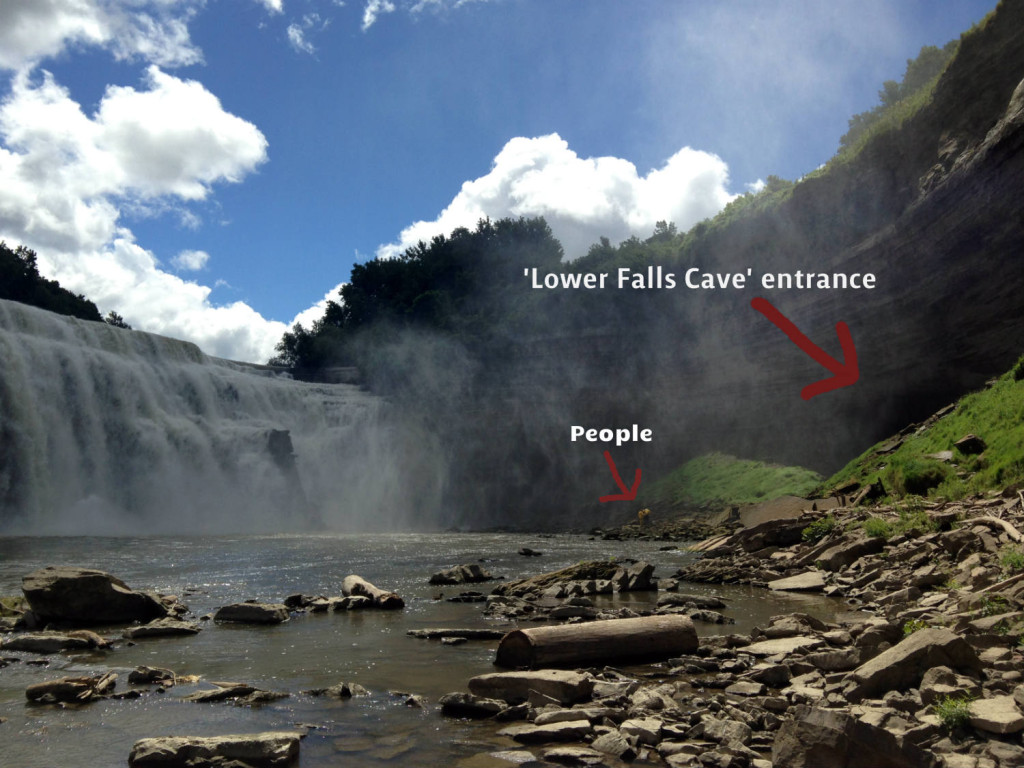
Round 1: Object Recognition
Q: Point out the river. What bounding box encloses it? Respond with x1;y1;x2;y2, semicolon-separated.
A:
0;533;850;767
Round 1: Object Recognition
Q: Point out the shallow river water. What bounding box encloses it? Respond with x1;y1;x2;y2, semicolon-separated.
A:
0;533;851;767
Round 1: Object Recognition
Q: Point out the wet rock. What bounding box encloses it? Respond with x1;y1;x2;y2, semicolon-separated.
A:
22;567;169;626
439;692;505;718
341;575;404;609
305;681;370;698
657;593;728;610
969;695;1024;734
519;548;543;557
128;731;302;767
128;666;176;686
429;564;498;585
123;618;200;639
469;670;594;706
542;745;609;766
407;628;506;640
214;603;289;624
845;627;981;701
26;672;117;703
1;630;98;653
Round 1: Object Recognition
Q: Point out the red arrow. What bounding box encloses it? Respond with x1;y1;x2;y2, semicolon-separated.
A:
599;450;642;503
751;297;859;400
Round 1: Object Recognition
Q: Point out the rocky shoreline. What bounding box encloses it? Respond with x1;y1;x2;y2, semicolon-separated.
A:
1;497;1023;767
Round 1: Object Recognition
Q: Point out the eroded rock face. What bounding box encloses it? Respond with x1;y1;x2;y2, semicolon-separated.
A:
22;567;168;626
128;731;302;767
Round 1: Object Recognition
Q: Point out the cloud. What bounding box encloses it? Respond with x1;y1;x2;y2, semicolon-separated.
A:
378;133;736;260
292;281;346;330
172;249;209;271
362;0;396;31
287;13;329;54
0;0;204;71
257;0;285;13
0;66;290;362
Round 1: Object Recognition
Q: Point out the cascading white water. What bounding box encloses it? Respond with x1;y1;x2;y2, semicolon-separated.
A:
0;299;445;534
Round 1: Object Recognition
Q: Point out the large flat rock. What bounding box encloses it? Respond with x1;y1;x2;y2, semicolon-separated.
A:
742;636;825;657
468;670;593;706
768;571;826;592
129;731;302;767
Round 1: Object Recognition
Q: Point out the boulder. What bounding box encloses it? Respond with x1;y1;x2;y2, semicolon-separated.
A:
128;666;176;686
845;628;981;702
969;696;1024;735
429;564;497;585
123;618;200;639
742;636;824;657
341;575;404;609
613;561;656;591
768;572;825;592
816;535;885;572
772;705;938;768
128;731;302;767
21;567;167;626
213;603;289;624
468;670;594;706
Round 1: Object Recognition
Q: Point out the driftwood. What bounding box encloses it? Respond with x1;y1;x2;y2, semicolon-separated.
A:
341;575;404;609
495;615;698;669
26;672;117;703
967;516;1024;543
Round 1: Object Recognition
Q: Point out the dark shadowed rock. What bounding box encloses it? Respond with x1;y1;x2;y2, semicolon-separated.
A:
22;567;168;626
214;603;289;624
772;706;938;768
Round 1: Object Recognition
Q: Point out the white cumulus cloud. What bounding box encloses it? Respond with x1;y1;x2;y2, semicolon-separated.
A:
172;249;210;271
362;0;396;31
0;0;204;71
0;66;292;362
378;133;737;260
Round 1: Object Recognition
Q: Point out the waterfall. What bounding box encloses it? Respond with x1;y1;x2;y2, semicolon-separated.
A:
0;299;445;534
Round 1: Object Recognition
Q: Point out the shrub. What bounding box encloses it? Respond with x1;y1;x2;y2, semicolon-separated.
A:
861;517;892;539
802;515;838;543
903;618;928;636
932;694;974;731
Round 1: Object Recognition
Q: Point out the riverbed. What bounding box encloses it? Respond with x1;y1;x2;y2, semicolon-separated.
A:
0;533;851;767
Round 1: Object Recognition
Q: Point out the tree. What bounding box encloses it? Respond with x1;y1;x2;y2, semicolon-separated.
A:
105;311;131;329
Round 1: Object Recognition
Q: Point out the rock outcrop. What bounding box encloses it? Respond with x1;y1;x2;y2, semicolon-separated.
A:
21;567;168;626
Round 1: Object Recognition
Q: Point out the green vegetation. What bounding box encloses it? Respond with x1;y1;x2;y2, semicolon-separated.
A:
1001;547;1024;573
0;241;103;322
823;357;1024;501
932;694;974;731
802;515;838;543
837;42;958;159
858;504;938;540
903;618;928;636
642;452;821;511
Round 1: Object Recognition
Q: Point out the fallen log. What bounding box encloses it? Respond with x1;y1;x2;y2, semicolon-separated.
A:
967;516;1024;543
341;575;404;609
495;615;697;669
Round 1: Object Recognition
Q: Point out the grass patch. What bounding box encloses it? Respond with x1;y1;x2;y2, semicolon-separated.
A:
642;452;821;511
822;354;1024;501
802;515;838;543
1000;547;1024;573
932;694;974;731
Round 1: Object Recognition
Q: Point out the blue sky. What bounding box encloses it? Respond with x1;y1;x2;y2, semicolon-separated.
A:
0;1;998;361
